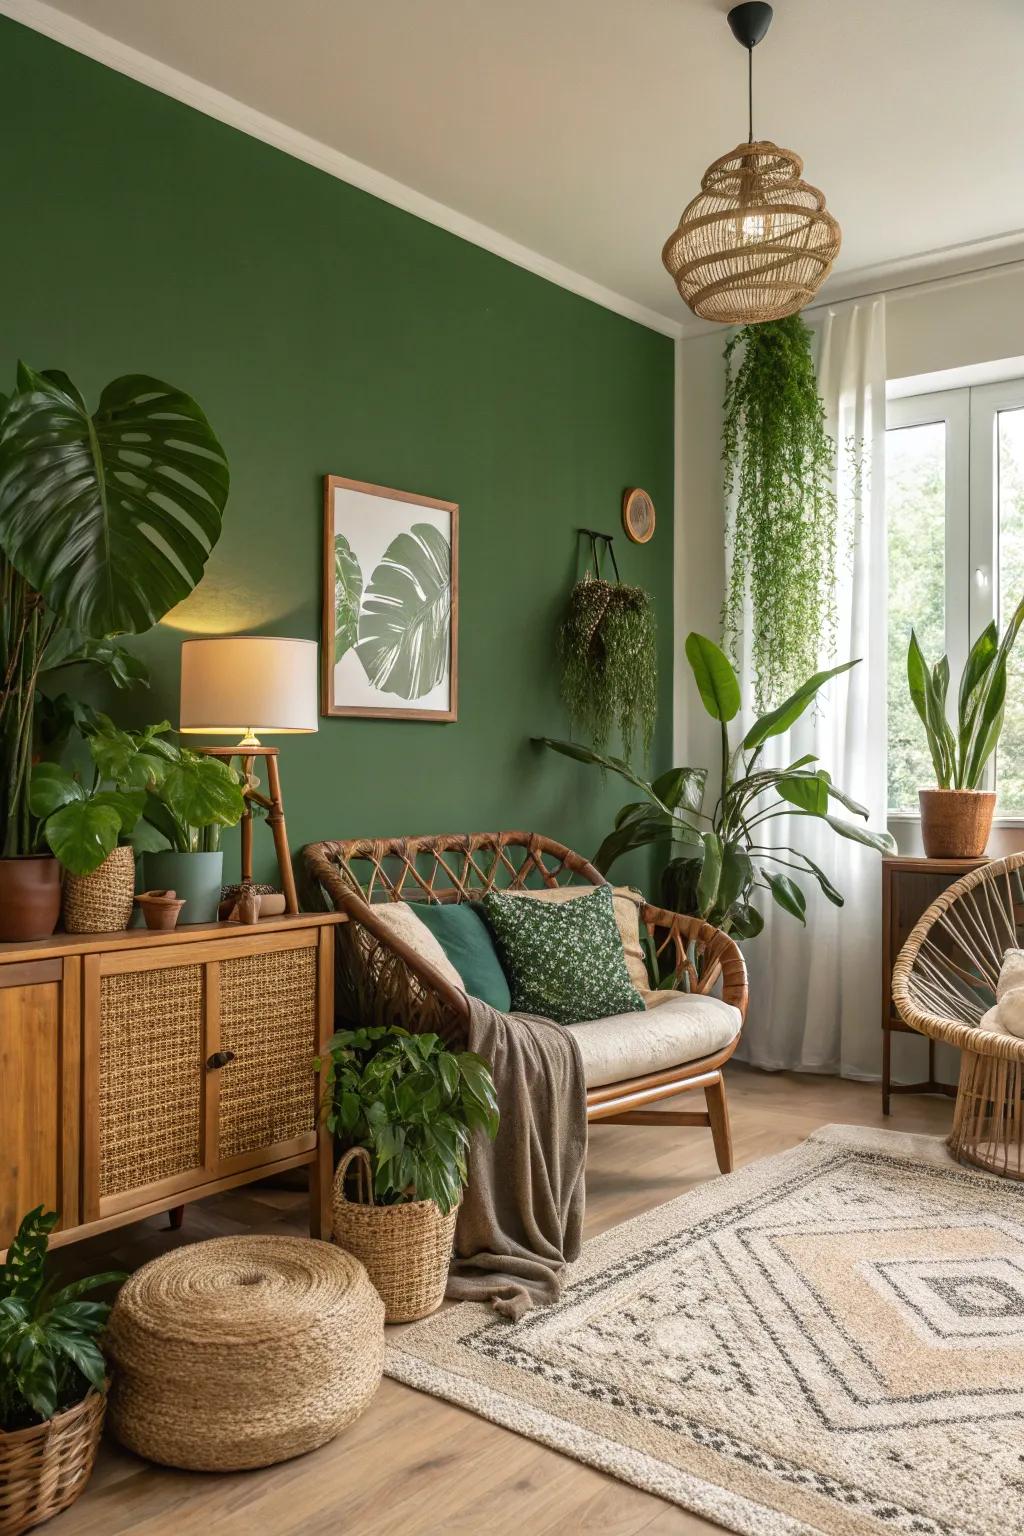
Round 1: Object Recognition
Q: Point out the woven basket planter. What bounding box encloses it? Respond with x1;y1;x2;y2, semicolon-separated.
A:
62;845;135;934
918;788;996;858
105;1235;384;1471
331;1147;458;1324
0;1388;106;1536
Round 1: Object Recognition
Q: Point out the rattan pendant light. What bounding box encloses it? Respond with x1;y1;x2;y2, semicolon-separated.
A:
662;2;841;324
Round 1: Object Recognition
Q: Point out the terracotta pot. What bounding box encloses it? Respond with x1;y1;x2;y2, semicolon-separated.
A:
918;788;996;859
135;890;186;931
0;854;62;942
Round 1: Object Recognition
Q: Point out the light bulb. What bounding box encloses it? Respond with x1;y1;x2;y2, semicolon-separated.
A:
741;212;766;243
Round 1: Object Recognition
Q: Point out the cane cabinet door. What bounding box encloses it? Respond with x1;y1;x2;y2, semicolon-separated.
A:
0;957;81;1250
81;930;320;1220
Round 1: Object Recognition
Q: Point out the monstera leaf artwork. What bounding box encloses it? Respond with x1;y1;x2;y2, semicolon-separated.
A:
324;477;458;720
356;524;451;699
334;533;363;664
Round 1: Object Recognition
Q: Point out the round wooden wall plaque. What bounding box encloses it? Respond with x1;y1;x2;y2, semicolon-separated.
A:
622;487;655;544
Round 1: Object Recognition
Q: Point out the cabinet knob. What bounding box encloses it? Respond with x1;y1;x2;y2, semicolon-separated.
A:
206;1050;237;1070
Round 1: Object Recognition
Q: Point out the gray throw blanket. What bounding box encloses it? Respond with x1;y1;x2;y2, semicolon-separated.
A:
445;996;588;1320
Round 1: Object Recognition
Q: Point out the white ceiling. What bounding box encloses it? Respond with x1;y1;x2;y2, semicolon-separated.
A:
20;0;1024;329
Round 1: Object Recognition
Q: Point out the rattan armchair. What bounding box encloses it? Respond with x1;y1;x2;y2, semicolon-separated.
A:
892;851;1024;1180
301;831;748;1173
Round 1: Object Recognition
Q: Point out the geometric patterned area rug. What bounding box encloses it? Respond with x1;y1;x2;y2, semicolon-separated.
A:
386;1125;1024;1536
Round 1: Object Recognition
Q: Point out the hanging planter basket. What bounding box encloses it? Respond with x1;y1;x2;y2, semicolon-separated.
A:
559;533;657;763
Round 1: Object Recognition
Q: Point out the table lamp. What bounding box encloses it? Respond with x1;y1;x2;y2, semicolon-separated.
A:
179;636;319;912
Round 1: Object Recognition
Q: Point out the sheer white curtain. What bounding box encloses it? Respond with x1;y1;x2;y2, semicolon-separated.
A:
735;297;888;1078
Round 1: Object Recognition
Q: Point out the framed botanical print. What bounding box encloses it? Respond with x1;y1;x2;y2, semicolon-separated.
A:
322;475;459;720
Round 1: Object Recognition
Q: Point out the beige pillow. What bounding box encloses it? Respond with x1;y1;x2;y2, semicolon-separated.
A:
361;902;465;993
507;885;665;1005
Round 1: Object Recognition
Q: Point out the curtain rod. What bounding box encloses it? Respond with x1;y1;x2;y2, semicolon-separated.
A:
806;252;1024;317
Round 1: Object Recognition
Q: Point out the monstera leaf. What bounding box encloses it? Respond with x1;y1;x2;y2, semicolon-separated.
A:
0;364;229;637
334;533;363;664
356;523;451;699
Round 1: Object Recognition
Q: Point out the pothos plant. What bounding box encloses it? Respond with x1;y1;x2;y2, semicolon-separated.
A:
0;1206;124;1431
317;1025;499;1214
540;632;895;939
0;364;229;857
559;537;657;763
721;315;839;710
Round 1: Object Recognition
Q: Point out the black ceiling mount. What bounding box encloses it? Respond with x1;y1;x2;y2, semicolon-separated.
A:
727;2;774;50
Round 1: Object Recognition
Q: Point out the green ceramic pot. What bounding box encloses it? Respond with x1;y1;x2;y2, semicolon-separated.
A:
143;850;223;925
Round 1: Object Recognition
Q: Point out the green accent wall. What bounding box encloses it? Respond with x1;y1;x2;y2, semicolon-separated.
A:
0;18;674;888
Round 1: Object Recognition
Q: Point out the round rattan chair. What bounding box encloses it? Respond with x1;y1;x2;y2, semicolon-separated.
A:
892;852;1024;1180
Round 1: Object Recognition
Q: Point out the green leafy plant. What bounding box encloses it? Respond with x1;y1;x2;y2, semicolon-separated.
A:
0;1206;123;1431
908;594;1024;788
140;742;246;853
29;715;176;875
722;315;839;710
317;1026;499;1214
540;631;894;939
560;563;657;764
0;364;229;857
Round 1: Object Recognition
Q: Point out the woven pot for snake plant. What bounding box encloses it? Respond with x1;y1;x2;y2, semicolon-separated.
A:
0;1388;106;1536
105;1235;384;1471
62;845;135;934
331;1146;458;1323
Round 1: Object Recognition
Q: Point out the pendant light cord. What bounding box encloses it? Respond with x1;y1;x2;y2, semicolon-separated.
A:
748;45;754;142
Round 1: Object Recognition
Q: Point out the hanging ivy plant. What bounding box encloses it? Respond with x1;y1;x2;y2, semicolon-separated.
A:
721;314;839;709
559;539;657;763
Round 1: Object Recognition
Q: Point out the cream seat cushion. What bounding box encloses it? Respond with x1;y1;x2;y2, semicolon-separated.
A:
564;992;741;1088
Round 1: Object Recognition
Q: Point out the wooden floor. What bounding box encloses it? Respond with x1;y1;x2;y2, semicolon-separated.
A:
50;1066;952;1536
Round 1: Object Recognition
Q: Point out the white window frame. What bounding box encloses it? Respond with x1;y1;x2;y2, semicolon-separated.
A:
886;378;1024;821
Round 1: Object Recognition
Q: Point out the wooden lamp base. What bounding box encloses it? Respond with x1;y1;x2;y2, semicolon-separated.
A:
198;746;298;913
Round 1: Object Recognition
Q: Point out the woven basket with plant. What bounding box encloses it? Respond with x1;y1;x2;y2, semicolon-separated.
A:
0;1207;124;1536
319;1025;499;1323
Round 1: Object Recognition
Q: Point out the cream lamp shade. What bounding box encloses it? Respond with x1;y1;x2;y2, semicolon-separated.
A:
179;636;319;747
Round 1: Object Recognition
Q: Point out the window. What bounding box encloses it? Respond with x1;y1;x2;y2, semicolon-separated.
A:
886;378;1024;816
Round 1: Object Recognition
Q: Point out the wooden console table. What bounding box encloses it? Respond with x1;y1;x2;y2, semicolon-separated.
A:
881;855;985;1114
0;912;344;1256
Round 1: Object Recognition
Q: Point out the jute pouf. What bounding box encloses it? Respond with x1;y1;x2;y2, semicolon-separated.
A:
105;1236;384;1471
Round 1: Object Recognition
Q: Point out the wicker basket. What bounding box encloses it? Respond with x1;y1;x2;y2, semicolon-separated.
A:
62;846;135;934
0;1388;106;1536
105;1235;383;1471
331;1146;458;1324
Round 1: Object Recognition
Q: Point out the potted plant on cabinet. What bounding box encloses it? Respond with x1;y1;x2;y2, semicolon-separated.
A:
319;1025;499;1322
139;743;247;923
908;594;1024;857
0;364;229;940
0;1207;124;1536
539;631;895;942
29;716;176;933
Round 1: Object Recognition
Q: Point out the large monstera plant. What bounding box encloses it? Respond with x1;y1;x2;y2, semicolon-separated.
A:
334;522;452;700
540;632;895;940
0;364;229;856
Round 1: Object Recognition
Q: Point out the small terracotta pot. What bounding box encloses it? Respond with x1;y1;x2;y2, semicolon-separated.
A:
919;788;996;859
0;854;62;942
135;889;186;931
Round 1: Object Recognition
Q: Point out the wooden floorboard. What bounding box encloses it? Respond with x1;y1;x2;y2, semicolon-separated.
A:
47;1065;952;1536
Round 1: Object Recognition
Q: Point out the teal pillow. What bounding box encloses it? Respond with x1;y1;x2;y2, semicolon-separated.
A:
481;884;644;1026
413;901;512;1012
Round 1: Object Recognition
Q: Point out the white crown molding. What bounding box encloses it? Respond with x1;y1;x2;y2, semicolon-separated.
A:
0;0;684;340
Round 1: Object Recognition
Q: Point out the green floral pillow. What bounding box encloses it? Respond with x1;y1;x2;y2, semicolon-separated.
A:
481;884;645;1026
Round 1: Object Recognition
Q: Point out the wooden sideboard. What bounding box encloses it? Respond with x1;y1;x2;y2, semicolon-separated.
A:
0;912;344;1256
881;855;985;1114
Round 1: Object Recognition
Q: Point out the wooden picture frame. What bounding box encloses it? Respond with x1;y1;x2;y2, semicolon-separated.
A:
322;475;459;721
